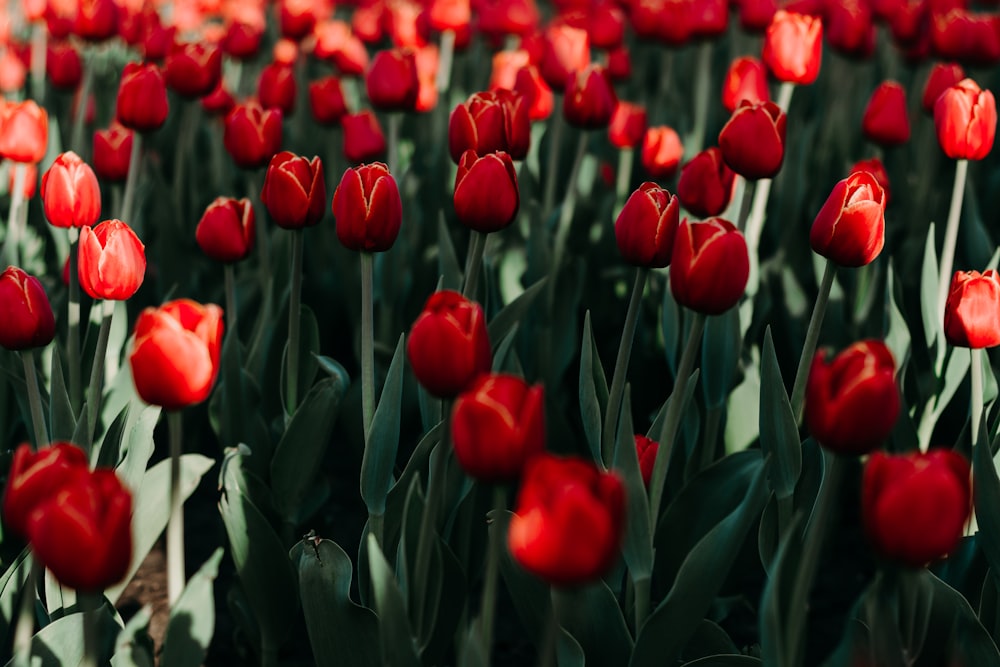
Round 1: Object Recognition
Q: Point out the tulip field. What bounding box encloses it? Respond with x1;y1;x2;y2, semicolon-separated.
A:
3;0;1000;665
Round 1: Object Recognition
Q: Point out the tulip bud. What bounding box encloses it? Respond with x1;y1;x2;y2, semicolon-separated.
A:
261;152;327;230
341;111;387;164
448;90;530;163
718;100;786;180
635;435;659;487
366;48;420;112
280;0;318;40
677;147;736;219
196;197;256;263
825;0;875;58
563;65;617;129
165;41;223;99
115;62;169;133
0;267;56;351
130;299;224;410
28;468;133;591
929;9;1000;66
849;157;890;203
92;123;133;182
805;340;900;455
78;220;146;301
738;0;778;31
333;163;402;252
508;453;625;585
223;21;264;60
862;450;971;567
641;126;684;179
41;151;102;229
453;150;519;233
513;65;554;121
0;101;48;164
309;76;348;126
141;14;175;61
721;56;770;114
74;0;118;42
429;0;471;32
809;171;886;267
407;291;491;398
258;61;297;116
943;270;1000;349
477;0;539;40
47;41;83;90
202;84;236;117
224;101;283;170
922;62;965;114
762;10;823;85
539;25;590;90
934;78;997;160
2;443;89;539
615;182;680;268
608;102;647;149
489;50;531;91
862;81;911;146
670;218;749;315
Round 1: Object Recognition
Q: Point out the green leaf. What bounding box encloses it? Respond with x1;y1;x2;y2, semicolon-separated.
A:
94;404;129;471
106;454;213;604
662;288;681;375
6;603;119;667
161;548;224;667
114;405;160;493
884;263;911;375
553;582;634;667
929;572;1000;665
366;534;421;667
280;304;321;418
438;213;462;291
111;605;155;667
361;334;405;517
0;549;30;642
491;510;551;646
487;276;547;344
974;436;1000;575
701;309;741;409
920;222;939;351
291;537;380;667
271;373;349;522
614;389;652;581
683;619;739;660
48;346;75;441
681;657;762;666
579;311;607;464
492;323;520;373
759;327;801;500
725;349;761;454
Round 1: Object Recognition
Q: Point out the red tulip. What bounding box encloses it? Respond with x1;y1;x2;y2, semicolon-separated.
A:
539;24;590;90
0;267;56;351
453;150;519;233
130;299;224;410
261;152;327;229
46;41;83;90
810;171;886;267
629;0;693;45
407;290;491;398
341;111;387;164
862;81;911;146
640;126;684;179
934;78;997;160
615;182;680;268
332;163;402;252
718;100;786;180
862;450;971;567
670;218;749;314
677;147;736;219
0;101;48;164
721;56;769;114
223;21;264;60
477;0;539;40
825;0;875;58
943;270;1000;349
588;2;625;49
196;197;256;263
513;65;554;121
2;443;89;539
608;102;647;149
429;0;471;32
635;435;659;487
41;151;102;229
115;62;169;133
78;220;146;301
165;41;223;99
224;101;283;170
762;10;823;85
74;0;118;42
449;90;530;163
201;84;236;117
366;48;420;112
92;123;133;182
930;9;1000;66
309;76;347;126
258;61;297;116
508;454;625;585
805;340;900;455
849;157;891;203
563;65;617;129
922;62;965;114
738;0;778;31
279;0;319;40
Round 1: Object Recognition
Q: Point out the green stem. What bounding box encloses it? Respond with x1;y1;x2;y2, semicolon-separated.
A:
172;101;199;223
29;22;46;106
360;252;375;443
541;97;564;221
789;259;837;423
462;231;487;300
261;637;279;667
84;300;115;451
613;148;634;218
70;52;93;156
602;268;649;467
4;163;27;267
21;350;48;450
936;158;969;328
286;230;305;416
413;419;450;639
12;560;39;667
698;403;723;473
633;574;651;634
478;485;508;665
246;171;271;280
648;311;707;531
550;131;589;279
776;81;796;113
536;602;558;667
787;452;844;667
167;411;185;606
119;133;143;226
67;230;81;415
388;112;401;178
436;30;456;93
735;177;755;233
776;494;793;540
368;512;384;549
224;263;238;334
80;592;101;667
687;41;713;157
972;348;983;449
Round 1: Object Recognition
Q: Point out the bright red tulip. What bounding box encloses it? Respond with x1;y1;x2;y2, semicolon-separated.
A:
258;61;297;116
92;123;133;182
309;76;347;126
934;78;997;160
78;220;146;301
453;150;519;233
762;10;823;85
0;267;56;351
615;182;680;268
115;62;169;133
677;147;736;219
641;126;684;179
849;157;891;203
40;151;101;228
563;65;616;129
407;290;491;398
721;56;769;114
539;24;590;90
862;81;911;146
2;443;89;539
670;218;749;314
341;111;387;164
261;152;326;229
223;101;283;170
608;102;647;149
196;197;256;263
810;171;886;267
46;41;83;90
718;100;786;179
0;101;48;164
448;90;530;163
333;163;402;252
165;41;223;99
943;270;1000;349
922;62;965;114
366;48;420;112
635;435;659;487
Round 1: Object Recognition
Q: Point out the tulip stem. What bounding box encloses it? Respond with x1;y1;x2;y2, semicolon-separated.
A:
68;230;82;415
648;311;706;531
437;30;456;93
12;560;39;667
787;452;844;667
776;81;795;114
462;231;486;300
971;348;984;449
602;267;649;467
936;158;969;329
29;22;46;106
541;97;565;221
790;259;836;423
735;177;755;233
70;51;93;156
477;485;507;665
633;574;651;633
84;300;115;452
224;264;238;334
551;131;589;276
173;101;199;223
613;148;634;218
119;133;143;227
361;252;375;443
167;410;185;607
687;41;713;157
413;422;449;641
286;230;305;417
247;171;271;280
388;112;401;178
4;162;27;267
80;592;101;667
21;350;48;450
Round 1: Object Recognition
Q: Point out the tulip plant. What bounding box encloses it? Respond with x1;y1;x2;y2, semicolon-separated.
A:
4;2;1000;667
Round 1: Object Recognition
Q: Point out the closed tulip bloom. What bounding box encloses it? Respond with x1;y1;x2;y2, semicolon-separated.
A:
41;151;102;228
738;0;778;32
930;9;1000;66
2;443;89;539
922;62;965;114
451;374;545;481
513;65;554;121
365;49;419;112
223;21;264;60
718;100;786;180
429;0;470;32
92;123;133;182
453;150;519;233
508;454;625;585
934;78;997;160
130;299;224;410
563;65;617;129
629;0;692;45
196;197;256;263
721;56;769;113
805;340;900;455
46;41;82;90
809;171;886;267
202;84;236;117
0;101;48;164
588;2;625;49
258;62;297;116
635;435;659;487
825;0;875;58
74;0;118;42
608;102;647;149
341;111;387;164
261;152;326;229
615;182;680;268
280;0;319;40
762;10;823;85
850;157;891;203
449;90;530;163
489;49;531;91
670;218;749;315
863;81;911;146
862;450;971;567
0;267;56;351
477;0;539;40
165;42;222;99
943;270;1000;348
28;469;133;591
641;126;684;179
115;62;168;133
78;220;146;301
333;163;402;252
407;291;491;398
309;76;348;126
224;101;283;170
539;24;590;90
677;147;736;219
